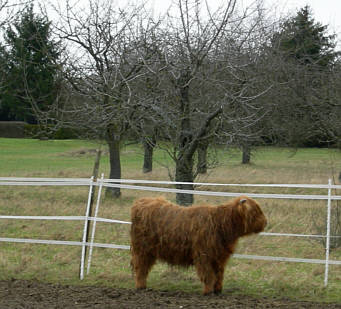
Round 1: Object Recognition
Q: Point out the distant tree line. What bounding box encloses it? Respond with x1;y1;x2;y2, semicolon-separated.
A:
0;1;340;204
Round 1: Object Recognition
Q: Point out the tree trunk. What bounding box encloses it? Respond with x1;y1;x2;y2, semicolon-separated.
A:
142;137;156;173
174;72;195;206
175;154;194;206
242;144;251;164
197;141;208;174
106;132;121;198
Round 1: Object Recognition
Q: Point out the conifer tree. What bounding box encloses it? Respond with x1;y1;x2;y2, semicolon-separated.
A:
268;5;340;147
1;4;61;123
277;5;339;68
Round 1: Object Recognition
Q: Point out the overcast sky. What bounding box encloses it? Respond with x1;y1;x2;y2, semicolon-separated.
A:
149;0;341;36
35;0;341;34
258;0;341;35
29;0;341;47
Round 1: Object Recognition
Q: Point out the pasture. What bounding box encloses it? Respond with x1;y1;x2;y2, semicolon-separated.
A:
0;138;341;306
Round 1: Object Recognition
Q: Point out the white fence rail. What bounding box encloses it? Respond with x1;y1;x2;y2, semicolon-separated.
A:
0;176;341;286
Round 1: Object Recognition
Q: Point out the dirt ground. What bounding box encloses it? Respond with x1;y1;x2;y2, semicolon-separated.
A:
1;280;341;309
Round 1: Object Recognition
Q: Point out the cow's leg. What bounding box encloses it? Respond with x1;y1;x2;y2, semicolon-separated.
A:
213;253;232;294
194;257;216;295
212;262;225;294
131;253;156;289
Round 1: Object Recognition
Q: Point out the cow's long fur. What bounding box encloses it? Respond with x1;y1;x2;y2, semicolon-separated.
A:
130;195;267;295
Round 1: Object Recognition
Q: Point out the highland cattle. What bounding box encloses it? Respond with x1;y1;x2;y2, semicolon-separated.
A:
130;195;267;295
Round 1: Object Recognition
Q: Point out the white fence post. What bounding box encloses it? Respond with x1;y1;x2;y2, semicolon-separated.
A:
80;176;94;280
324;178;332;287
87;173;104;275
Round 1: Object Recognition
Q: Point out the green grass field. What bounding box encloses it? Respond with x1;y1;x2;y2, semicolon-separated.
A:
0;138;340;303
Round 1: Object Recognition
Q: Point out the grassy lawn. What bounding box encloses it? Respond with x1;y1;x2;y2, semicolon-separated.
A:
0;138;341;303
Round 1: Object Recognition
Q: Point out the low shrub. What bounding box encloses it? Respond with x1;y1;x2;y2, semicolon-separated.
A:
0;121;27;138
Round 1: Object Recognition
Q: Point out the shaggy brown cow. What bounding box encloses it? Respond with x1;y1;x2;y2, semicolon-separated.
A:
130;195;266;295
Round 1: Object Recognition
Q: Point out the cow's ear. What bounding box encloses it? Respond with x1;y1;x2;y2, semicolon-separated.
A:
237;198;247;214
239;198;247;205
239;198;252;212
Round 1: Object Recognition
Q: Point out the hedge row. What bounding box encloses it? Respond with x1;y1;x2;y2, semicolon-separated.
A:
0;122;79;139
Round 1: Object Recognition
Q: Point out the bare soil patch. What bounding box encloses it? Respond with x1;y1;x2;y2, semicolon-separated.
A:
1;280;340;309
60;148;101;157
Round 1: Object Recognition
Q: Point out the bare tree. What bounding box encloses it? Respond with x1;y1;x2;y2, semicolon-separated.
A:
136;0;273;205
52;0;157;197
0;0;29;27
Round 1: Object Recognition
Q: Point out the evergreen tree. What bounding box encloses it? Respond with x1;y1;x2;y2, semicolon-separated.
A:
276;5;339;68
1;4;61;123
268;6;340;147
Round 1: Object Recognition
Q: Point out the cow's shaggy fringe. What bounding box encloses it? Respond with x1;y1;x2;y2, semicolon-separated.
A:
130;195;267;295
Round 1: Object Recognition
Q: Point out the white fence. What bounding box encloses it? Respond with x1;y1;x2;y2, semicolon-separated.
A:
0;176;341;286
